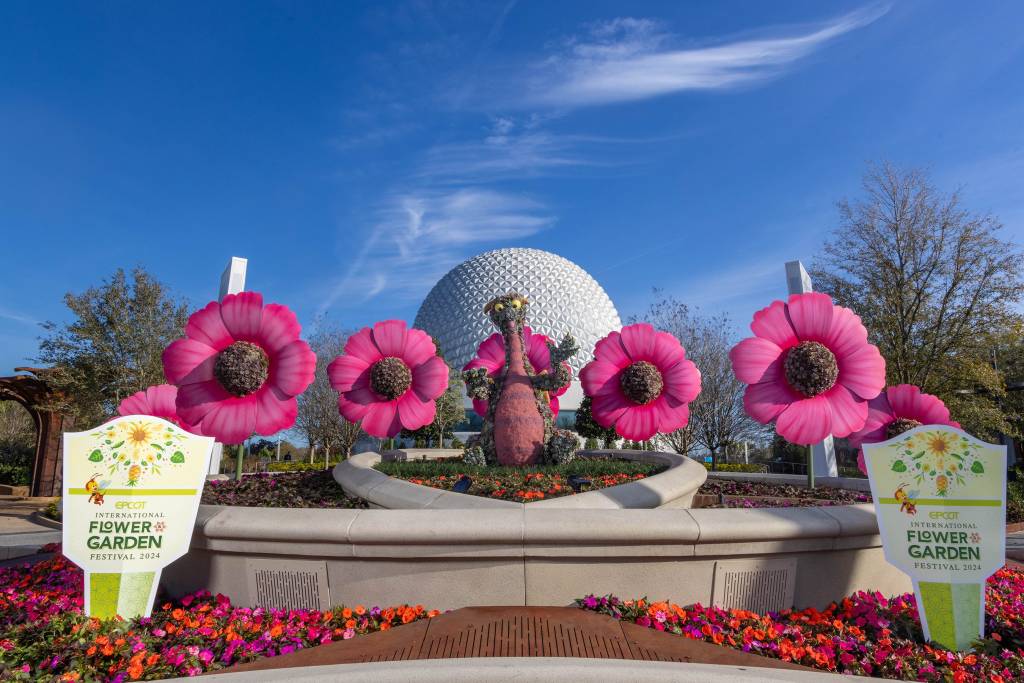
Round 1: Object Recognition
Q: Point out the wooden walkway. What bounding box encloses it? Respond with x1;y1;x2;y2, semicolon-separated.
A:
219;607;811;674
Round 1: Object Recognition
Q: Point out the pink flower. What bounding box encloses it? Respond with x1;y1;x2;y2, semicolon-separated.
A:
328;320;449;438
463;327;572;418
579;323;701;441
162;292;316;444
849;384;960;474
116;384;196;431
730;293;885;445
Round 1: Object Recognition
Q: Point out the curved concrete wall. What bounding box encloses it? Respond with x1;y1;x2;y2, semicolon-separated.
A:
334;449;707;510
163;502;909;615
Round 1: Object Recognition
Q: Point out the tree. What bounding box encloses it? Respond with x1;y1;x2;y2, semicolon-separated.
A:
36;268;191;428
574;395;619;448
294;324;365;458
635;293;762;469
811;163;1024;439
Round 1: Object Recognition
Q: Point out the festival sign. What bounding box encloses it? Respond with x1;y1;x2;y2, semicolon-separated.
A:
62;415;214;619
863;425;1006;651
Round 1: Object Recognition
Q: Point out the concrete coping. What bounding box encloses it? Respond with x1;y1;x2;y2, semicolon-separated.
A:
332;449;707;510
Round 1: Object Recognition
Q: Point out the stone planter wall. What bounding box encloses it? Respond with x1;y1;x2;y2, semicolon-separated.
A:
163;502;909;615
333;449;707;510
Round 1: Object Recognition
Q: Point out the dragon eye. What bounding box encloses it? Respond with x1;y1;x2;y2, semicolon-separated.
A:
511;299;522;309
494;303;505;311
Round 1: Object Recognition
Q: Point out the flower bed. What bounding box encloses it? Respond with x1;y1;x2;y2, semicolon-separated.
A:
698;479;872;507
374;459;665;503
201;471;367;508
576;568;1024;681
0;552;436;681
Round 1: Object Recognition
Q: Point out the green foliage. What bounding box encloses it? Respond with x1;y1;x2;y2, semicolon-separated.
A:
701;462;767;473
583;437;599;450
574;396;618;445
266;461;338;473
0;463;31;486
35;268;191;428
45;497;62;521
375;458;665;480
450;436;464;449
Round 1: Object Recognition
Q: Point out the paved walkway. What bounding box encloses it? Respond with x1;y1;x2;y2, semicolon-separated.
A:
0;496;60;561
218;606;815;676
1007;531;1024;563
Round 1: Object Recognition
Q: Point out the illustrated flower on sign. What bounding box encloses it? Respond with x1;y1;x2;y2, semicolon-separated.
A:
881;428;984;497
464;326;573;418
328;320;449;438
88;419;189;486
116;384;196;432
848;384;960;474
729;292;886;445
162;292;317;445
579;323;701;441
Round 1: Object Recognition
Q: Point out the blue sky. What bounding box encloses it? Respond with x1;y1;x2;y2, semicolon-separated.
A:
2;1;1023;373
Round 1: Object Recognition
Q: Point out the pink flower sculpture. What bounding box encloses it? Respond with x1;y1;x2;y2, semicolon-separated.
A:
729;292;885;445
328;320;449;438
463;327;572;419
117;384;196;431
162;292;316;445
850;384;960;474
579;323;701;441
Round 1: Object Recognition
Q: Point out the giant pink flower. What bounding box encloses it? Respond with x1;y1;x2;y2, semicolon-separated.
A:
463;327;572;418
162;292;316;445
850;384;960;474
580;323;701;441
730;292;885;445
328;320;449;438
117;384;196;431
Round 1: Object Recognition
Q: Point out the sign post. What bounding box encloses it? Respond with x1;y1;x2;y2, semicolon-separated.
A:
863;425;1006;650
62;415;214;619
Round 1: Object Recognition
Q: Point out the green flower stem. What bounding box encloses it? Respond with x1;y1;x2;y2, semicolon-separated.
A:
235;443;244;481
807;443;815;489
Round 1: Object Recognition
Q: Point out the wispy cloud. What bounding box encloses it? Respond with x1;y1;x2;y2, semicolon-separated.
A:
520;5;888;109
0;306;39;326
317;188;554;315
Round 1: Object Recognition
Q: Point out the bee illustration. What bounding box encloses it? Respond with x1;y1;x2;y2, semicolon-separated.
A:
85;473;110;506
894;483;918;515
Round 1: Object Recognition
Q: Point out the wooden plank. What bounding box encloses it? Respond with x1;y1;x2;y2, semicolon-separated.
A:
211;606;818;675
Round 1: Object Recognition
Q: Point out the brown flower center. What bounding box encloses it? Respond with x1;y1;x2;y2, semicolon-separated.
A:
214;341;269;397
783;341;839;398
620;361;664;405
886;417;922;440
370;357;412;400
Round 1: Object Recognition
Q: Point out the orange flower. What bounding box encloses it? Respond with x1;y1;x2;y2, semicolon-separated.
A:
345;619;356;629
355;605;367;616
402;611;415;624
269;624;284;638
380;621;391;631
342;607;353;619
171;608;185;621
427;610;440;618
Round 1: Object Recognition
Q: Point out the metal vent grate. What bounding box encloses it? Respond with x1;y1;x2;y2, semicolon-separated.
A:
711;558;797;614
245;559;330;611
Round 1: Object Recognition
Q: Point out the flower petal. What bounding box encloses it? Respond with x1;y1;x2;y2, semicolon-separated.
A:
751;300;798;349
271;340;317;397
824;304;869;359
219;292;264;342
887;384;952;425
650;331;686;371
619;323;657;361
411;355;448;401
592;331;631;368
144;385;180;419
371;320;408;357
328;354;371;393
466;333;506;375
743;376;799;424
662;358;701;404
339;388;374;422
162;338;217;385
837;343;886;400
402;328;437;367
729;337;784;385
524;328;552;373
344;327;383;365
255;386;298;435
361;400;401;438
472;398;490;418
823;384;869;438
848;392;895;448
175;380;231;425
397;391;437;431
198;396;258;444
580;359;622;397
186;302;234;351
258;304;301;354
615;405;657;441
652;394;690;433
591;390;631;429
776;395;832;445
785;292;833;342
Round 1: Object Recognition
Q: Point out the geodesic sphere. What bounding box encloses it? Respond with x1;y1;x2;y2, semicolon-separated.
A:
413;248;622;374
